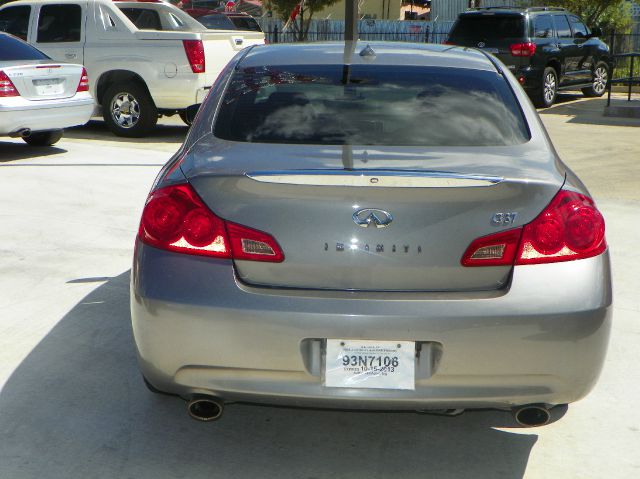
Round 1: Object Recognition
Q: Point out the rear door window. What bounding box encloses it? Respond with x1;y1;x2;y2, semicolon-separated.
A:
449;15;525;40
0;6;31;40
214;65;530;147
569;15;589;38
37;4;82;42
552;15;572;39
533;15;554;39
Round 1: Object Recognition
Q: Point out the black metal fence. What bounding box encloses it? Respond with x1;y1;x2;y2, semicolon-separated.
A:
608;33;640;80
266;27;451;45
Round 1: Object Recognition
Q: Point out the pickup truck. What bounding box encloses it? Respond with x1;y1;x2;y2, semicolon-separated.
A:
0;0;265;136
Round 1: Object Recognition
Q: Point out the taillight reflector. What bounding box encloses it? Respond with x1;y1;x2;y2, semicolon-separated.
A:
77;67;89;92
461;228;522;267
462;190;606;267
0;71;19;97
183;40;205;73
139;183;284;262
510;42;536;57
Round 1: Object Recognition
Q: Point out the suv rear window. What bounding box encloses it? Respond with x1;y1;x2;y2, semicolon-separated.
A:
197;14;235;30
229;16;261;32
449;15;525;40
214;65;530;147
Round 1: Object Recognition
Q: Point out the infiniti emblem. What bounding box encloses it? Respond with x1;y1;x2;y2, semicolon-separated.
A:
477;41;485;48
353;208;393;228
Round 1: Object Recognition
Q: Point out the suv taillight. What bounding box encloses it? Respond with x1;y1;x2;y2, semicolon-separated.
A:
139;183;284;262
183;40;205;73
461;190;606;266
510;42;536;57
76;67;89;92
0;71;19;97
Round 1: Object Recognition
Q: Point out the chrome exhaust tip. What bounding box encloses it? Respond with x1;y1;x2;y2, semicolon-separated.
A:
187;396;224;422
513;405;551;427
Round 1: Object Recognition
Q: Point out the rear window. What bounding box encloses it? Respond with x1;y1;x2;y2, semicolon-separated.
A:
214;65;530;147
197;14;235;30
119;8;162;30
449;15;525;40
0;33;49;61
229;16;261;32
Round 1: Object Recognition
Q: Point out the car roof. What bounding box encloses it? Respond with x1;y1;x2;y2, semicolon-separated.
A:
460;6;568;17
240;42;498;72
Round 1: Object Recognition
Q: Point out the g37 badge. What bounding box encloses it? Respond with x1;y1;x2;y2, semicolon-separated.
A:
491;212;518;226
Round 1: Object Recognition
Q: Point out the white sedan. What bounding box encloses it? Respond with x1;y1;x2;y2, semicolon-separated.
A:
0;32;94;146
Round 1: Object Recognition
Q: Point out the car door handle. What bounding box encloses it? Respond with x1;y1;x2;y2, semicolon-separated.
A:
65;53;77;59
234;38;243;46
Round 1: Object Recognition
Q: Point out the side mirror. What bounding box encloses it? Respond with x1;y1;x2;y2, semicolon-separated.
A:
591;26;603;38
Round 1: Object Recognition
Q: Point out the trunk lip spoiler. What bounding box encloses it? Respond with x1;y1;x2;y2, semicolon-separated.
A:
245;170;503;188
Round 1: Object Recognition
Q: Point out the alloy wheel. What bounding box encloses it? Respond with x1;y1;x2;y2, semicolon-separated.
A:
544;72;556;104
593;66;608;95
110;92;141;129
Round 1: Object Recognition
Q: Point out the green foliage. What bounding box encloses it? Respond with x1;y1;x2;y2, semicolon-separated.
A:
522;0;633;32
264;0;340;22
264;0;340;41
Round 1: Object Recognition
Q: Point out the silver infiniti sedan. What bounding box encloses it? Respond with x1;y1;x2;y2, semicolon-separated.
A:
131;42;611;426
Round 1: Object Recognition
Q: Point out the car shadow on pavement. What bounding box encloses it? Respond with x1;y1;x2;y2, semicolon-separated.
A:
0;272;538;479
0;141;66;162
540;94;640;127
65;119;188;144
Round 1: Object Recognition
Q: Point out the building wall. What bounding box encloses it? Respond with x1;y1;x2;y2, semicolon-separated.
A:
316;0;403;21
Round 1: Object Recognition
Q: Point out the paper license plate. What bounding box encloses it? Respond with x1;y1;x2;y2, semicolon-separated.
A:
33;78;64;95
325;339;415;390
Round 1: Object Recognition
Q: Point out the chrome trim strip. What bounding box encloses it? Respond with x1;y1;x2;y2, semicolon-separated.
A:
246;170;503;188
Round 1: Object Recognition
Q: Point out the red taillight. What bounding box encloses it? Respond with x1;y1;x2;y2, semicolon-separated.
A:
443;40;455;45
516;190;605;264
462;190;606;267
139;183;284;262
510;42;536;57
0;71;19;97
76;67;89;92
183;40;205;73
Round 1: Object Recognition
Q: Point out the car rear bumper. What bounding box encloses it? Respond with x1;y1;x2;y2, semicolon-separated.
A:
0;94;94;135
131;242;612;410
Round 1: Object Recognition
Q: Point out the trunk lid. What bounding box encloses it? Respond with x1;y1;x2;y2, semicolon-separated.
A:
0;61;83;100
184;141;564;292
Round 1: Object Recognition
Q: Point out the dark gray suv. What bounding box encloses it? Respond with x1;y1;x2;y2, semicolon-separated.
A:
447;6;611;107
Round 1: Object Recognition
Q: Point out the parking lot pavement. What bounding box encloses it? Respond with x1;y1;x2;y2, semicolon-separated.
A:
0;99;638;479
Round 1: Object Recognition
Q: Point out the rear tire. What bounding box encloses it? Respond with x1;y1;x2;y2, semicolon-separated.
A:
532;67;558;108
22;130;63;146
582;62;609;97
179;110;193;127
102;82;158;137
